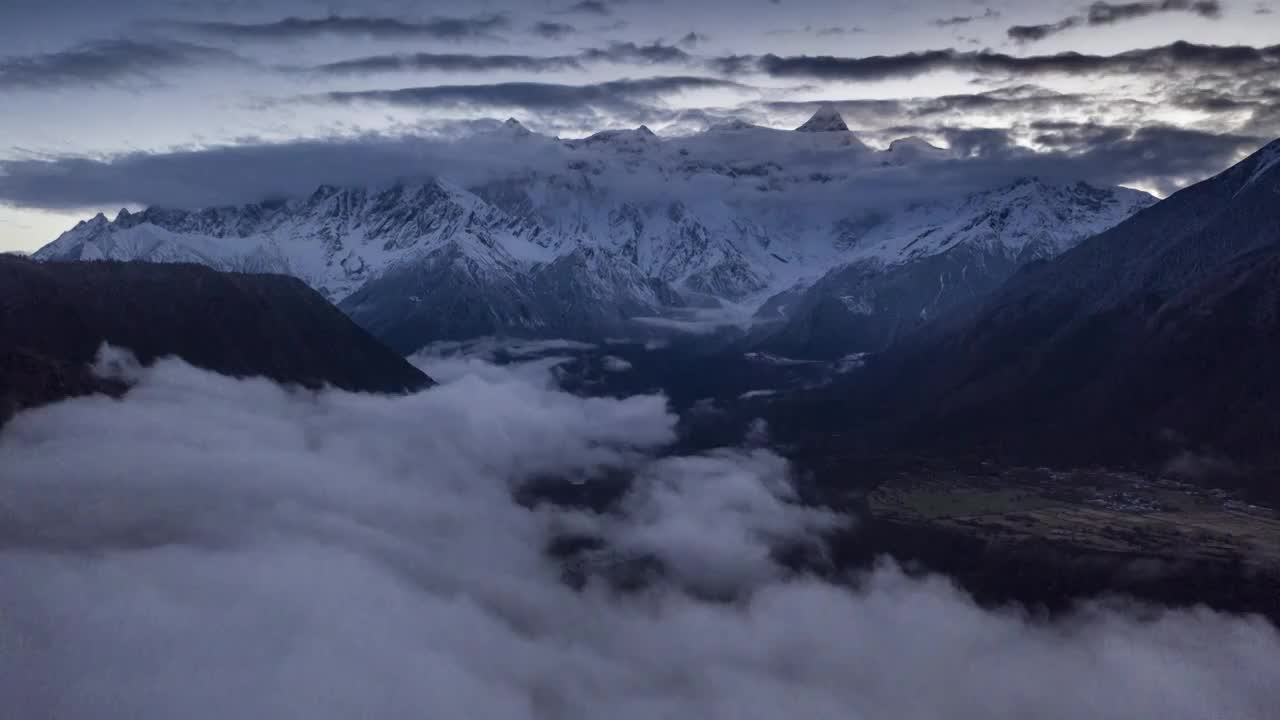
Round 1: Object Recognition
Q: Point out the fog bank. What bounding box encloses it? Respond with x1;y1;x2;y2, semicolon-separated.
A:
0;348;1277;719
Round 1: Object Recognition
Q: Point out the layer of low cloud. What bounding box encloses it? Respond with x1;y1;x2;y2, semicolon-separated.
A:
312;52;585;76
762;85;1118;127
932;8;1002;27
9;34;1273;93
0;38;244;90
0;35;696;91
14;36;1275;97
305;41;694;76
168;13;511;41
677;31;709;48
766;24;865;36
1010;0;1223;42
561;0;615;17
0;94;1267;216
531;21;577;39
0;349;1277;718
735;41;1280;82
317;76;745;114
578;41;693;65
0;23;707;93
411;337;600;385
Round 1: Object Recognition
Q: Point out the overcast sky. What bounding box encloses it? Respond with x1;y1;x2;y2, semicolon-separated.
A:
1;0;1277;251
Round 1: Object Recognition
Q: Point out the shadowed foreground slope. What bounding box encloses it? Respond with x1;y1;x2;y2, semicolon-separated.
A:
1;256;431;422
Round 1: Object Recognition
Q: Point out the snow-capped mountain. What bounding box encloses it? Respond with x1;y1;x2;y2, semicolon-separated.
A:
830;138;1280;472
749;177;1154;358
35;108;1154;354
35;180;554;303
794;104;851;133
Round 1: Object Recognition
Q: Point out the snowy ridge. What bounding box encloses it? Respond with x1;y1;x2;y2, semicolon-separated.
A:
835;177;1153;266
35;107;1156;350
37;180;553;301
1241;138;1280;191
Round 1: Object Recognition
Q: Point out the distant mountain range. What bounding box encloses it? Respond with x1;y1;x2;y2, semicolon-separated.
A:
34;108;1152;356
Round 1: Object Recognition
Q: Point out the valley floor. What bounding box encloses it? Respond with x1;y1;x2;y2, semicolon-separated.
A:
801;459;1280;623
869;467;1280;568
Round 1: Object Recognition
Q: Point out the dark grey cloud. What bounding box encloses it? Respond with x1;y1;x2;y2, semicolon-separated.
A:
0;114;1266;215
764;85;1121;125
0;134;539;211
1013;123;1262;193
758;76;1277;177
1028;119;1143;150
1244;93;1280;134
914;86;1099;116
935;126;1019;157
0;39;242;90
1088;0;1222;23
1010;0;1223;42
1007;18;1082;42
737;42;1280;82
531;21;577;39
312;52;584;76
1021;125;1255;192
577;41;693;64
677;31;709;48
172;13;510;41
1168;87;1261;111
318;76;744;112
596;19;631;32
854;122;1263;195
309;42;694;77
562;0;613;16
766;24;865;37
814;25;865;36
931;8;1001;27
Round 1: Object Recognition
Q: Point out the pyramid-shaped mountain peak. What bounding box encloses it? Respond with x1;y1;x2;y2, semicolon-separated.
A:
795;104;850;132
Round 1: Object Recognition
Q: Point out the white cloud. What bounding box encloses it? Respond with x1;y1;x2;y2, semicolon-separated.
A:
0;349;1277;719
602;355;633;372
409;336;599;386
